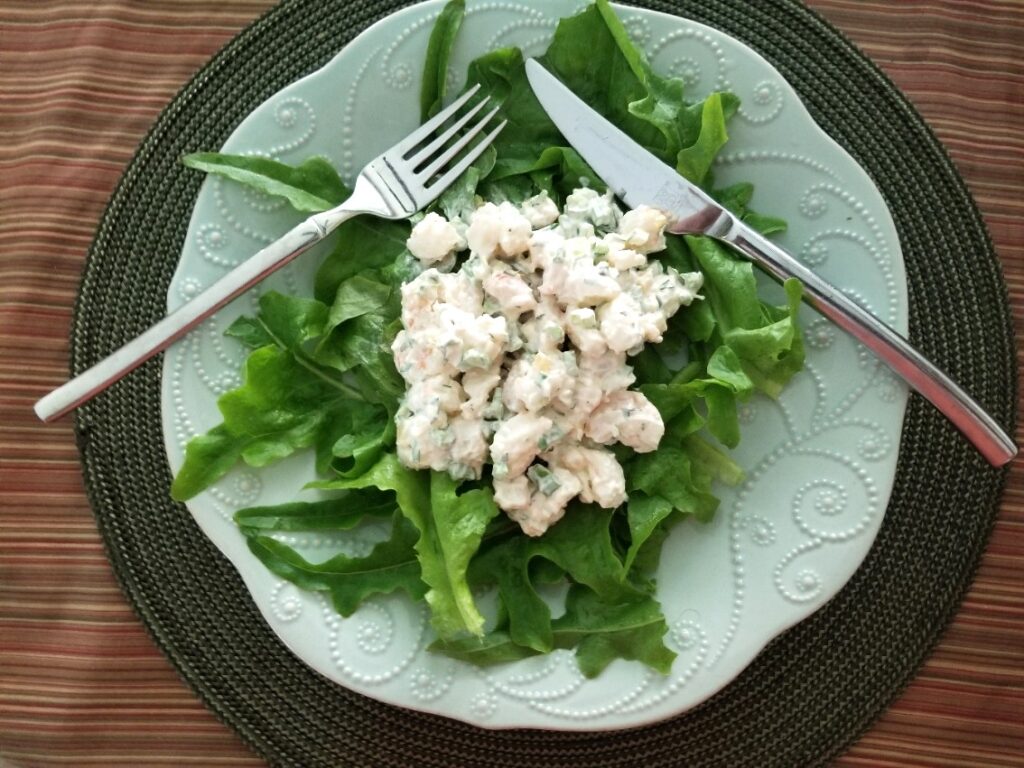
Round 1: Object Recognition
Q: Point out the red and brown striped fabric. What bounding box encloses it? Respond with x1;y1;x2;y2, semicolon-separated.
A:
1;1;1021;765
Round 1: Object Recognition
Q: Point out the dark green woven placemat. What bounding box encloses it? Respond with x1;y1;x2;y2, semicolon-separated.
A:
71;0;1016;765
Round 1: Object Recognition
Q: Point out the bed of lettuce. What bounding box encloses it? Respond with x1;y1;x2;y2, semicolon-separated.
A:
170;0;804;678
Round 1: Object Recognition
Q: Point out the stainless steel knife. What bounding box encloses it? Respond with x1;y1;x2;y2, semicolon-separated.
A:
524;58;1015;467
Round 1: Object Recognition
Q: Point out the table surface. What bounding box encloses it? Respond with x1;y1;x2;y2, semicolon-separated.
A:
1;1;1021;765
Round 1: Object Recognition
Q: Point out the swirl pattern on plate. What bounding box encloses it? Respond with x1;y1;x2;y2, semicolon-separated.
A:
162;0;907;730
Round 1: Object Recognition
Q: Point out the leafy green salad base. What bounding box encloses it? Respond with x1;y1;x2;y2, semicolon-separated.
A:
171;0;804;677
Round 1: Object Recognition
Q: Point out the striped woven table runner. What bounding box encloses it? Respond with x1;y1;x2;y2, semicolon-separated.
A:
1;1;1021;765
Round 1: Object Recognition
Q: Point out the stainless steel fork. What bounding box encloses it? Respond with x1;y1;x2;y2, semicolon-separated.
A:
35;84;505;422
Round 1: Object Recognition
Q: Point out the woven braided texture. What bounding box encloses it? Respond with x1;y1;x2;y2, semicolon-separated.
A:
71;0;1016;765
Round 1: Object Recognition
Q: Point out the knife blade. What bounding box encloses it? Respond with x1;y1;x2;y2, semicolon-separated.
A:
524;58;1016;467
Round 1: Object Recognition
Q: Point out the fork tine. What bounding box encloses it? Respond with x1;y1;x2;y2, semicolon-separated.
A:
406;97;491;167
418;105;503;181
392;83;482;156
425;119;507;192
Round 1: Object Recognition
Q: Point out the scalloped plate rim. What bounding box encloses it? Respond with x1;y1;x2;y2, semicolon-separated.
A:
160;0;908;731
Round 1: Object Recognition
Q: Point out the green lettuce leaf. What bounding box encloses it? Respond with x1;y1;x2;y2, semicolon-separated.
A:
436;144;497;221
724;277;805;398
434;585;675;678
314;455;501;639
684;234;764;334
169;425;246;502
225;316;274;349
488;145;604;201
328;403;393;479
314;311;404;398
319;271;395;334
434;505;679;676
323;273;392;330
713;181;788;236
675;92;737;186
240;509;425;615
313;218;412;304
171;268;408;501
626;446;720;523
541;0;739;185
233;491;420;615
464;47;562;151
682;236;806;395
623;493;675;574
554;586;676;677
420;0;465;121
541;3;666;155
181;153;348;212
170;345;356;501
233;490;396;532
315;272;397;376
637;235;805;451
254;291;329;350
454;505;647;657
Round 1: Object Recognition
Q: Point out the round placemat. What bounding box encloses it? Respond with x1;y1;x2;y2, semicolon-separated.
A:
71;0;1016;766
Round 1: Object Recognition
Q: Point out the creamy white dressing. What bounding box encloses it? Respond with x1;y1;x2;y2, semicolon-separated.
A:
394;188;704;536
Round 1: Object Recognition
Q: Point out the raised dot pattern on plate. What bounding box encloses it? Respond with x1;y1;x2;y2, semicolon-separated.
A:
161;0;908;731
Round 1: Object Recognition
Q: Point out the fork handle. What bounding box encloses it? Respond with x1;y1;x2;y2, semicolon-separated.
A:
34;206;358;423
724;225;1016;467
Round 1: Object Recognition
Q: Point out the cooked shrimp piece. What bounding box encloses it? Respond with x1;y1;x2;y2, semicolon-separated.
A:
586;390;664;452
490;413;553;479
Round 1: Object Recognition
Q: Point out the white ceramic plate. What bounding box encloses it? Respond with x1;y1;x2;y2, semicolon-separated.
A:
162;0;908;730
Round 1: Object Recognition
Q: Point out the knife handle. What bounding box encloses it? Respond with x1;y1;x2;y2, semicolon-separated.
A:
34;206;358;423
725;225;1016;467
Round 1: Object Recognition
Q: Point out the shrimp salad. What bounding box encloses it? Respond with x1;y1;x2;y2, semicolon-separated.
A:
393;189;704;536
